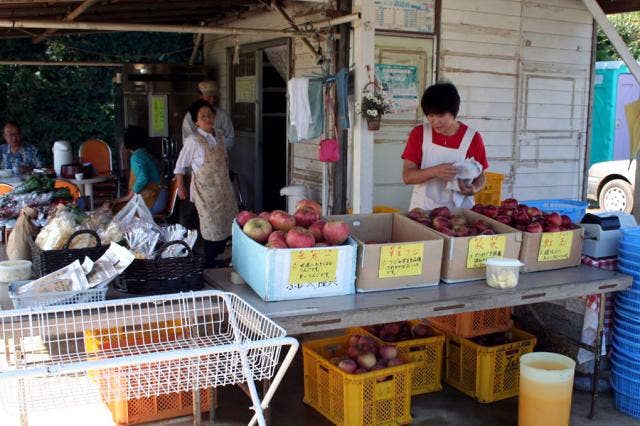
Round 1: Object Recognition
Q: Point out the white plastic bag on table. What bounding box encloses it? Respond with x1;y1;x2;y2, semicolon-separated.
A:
114;193;156;229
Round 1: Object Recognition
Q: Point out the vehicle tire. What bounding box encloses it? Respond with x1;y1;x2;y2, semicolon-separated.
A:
599;179;634;213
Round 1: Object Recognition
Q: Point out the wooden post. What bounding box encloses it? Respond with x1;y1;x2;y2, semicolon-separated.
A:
32;0;101;43
351;0;374;214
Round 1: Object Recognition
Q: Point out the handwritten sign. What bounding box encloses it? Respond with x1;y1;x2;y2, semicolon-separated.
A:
538;231;573;261
466;235;507;268
149;95;168;137
378;243;424;278
289;249;338;285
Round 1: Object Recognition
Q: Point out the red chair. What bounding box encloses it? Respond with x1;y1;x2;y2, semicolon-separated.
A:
78;139;113;176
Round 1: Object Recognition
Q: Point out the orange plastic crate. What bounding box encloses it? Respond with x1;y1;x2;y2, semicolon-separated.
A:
427;308;513;338
108;389;210;425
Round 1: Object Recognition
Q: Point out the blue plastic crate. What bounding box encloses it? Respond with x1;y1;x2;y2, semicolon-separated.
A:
620;288;640;302
612;354;640;383
612;370;640;398
612;386;640;420
615;319;640;336
619;257;640;272
617;294;640;312
621;228;640;244
618;263;640;281
620;240;640;254
520;199;588;223
614;331;640;354
620;249;640;264
616;307;640;326
613;341;640;367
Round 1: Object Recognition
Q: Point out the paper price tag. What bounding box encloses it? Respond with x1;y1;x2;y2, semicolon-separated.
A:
378;243;424;278
466;235;507;268
289;249;339;285
538;231;573;261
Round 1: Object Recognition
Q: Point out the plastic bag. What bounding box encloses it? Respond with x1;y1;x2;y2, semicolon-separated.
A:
158;224;198;258
35;205;77;250
7;207;37;260
124;218;160;259
114;194;156;229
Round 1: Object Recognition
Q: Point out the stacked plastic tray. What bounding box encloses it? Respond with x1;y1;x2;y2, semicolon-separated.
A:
612;228;640;419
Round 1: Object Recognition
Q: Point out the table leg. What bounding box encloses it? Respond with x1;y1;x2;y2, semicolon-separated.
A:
208;387;217;425
85;183;94;210
193;388;202;426
589;292;606;420
262;379;271;426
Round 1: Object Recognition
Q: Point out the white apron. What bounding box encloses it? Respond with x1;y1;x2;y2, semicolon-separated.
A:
409;123;476;210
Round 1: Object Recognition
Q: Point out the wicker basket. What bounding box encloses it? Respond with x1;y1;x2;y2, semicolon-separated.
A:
115;240;204;295
29;229;108;277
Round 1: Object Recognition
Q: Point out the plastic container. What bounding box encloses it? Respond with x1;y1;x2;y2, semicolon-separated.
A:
520;199;589;223
349;321;445;395
485;257;524;289
474;171;504;206
612;384;640;420
518;352;575;426
52;140;73;177
302;335;415;426
280;184;308;215
9;280;108;309
442;327;537;403
0;260;32;282
107;390;210;425
427;307;513;338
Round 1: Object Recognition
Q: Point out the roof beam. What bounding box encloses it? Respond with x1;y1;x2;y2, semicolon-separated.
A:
32;0;100;43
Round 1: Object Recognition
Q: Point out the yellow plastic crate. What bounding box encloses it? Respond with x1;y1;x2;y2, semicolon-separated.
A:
442;327;537;403
347;205;402;214
303;335;415;426
474;172;504;206
349;321;445;395
107;389;210;425
427;308;513;338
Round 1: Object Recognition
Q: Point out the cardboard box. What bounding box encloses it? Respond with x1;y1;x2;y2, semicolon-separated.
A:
421;209;523;283
519;226;584;272
328;213;444;292
231;221;357;301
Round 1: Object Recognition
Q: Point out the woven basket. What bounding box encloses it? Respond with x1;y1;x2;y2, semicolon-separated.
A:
29;229;108;277
115;240;204;295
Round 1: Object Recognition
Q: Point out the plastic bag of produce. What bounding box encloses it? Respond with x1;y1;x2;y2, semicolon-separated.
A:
35;204;77;250
7;207;37;261
114;194;156;229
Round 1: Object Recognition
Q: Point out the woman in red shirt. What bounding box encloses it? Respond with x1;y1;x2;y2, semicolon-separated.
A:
402;82;489;210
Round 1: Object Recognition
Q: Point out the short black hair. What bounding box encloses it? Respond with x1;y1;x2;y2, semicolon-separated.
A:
188;99;215;123
123;125;148;151
3;121;20;132
420;82;460;118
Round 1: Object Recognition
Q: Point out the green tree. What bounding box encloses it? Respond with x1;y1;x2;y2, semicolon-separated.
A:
597;12;640;61
0;32;194;165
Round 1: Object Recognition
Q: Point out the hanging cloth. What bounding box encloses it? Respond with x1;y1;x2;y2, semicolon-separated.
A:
335;68;350;129
288;77;311;140
288;79;324;143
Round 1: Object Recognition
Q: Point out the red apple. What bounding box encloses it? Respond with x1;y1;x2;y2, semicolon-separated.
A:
439;227;455;236
323;221;350;245
495;215;512;225
526;222;543;233
513;211;531;225
483;205;499;218
526;207;542;218
544;224;561;232
450;215;467;226
309;220;326;241
418;218;432;227
315;242;330;247
267;230;287;245
243;218;272;243
269;210;296;232
266;239;288;249
430;206;451;218
295;199;322;215
480;229;496;235
561;215;573;227
408;207;428;220
236;210;257;228
432;216;451;230
471;204;485;213
501;198;518;209
514;224;526;231
473;220;490;231
294;206;320;227
258;211;271;220
452;225;469;237
468;227;479;236
546;212;562;227
285;226;316;248
499;207;516;217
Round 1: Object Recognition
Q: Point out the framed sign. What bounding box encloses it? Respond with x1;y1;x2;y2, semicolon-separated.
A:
235;76;256;103
148;94;169;138
375;64;419;120
374;0;436;34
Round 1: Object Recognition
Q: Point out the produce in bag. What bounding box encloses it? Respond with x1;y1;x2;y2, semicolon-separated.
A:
7;207;37;260
114;193;156;229
158;224;198;258
124;218;160;259
35;204;83;250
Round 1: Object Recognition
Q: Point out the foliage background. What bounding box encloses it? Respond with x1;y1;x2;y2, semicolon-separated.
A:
597;12;640;61
0;32;194;164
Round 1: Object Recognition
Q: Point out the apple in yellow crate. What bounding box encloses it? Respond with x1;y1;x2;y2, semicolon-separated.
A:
286;226;315;248
322;221;350;245
243;218;272;244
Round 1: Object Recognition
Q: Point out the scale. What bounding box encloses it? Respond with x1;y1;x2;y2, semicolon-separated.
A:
581;211;638;258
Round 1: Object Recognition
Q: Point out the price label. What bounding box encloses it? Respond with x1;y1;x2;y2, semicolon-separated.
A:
538;231;573;261
466;235;507;268
378;243;424;278
289;249;338;284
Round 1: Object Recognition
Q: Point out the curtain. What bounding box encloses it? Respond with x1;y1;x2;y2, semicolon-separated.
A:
265;45;289;81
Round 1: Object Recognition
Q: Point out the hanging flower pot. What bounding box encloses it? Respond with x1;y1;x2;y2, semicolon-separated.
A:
367;117;381;131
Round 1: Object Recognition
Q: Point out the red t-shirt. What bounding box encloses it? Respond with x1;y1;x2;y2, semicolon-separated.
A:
401;123;489;169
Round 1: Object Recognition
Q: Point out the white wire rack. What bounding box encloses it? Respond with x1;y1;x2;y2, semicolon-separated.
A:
0;290;298;426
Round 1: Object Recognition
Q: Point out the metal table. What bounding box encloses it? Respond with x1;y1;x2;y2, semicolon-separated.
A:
205;265;632;420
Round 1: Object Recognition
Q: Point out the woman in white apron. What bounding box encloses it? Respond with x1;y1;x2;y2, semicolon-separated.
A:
402;82;489;210
174;99;238;268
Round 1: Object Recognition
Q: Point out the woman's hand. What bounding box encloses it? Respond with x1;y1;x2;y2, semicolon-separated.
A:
433;163;458;181
177;184;188;200
457;179;475;195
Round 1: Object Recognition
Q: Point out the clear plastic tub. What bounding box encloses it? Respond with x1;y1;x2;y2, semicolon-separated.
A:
485;257;523;289
0;260;32;282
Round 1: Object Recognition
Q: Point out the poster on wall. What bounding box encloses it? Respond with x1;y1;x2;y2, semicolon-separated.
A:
373;0;436;34
148;94;169;137
375;64;419;120
235;76;256;103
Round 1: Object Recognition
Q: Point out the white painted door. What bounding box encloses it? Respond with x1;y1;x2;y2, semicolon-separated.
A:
373;35;434;210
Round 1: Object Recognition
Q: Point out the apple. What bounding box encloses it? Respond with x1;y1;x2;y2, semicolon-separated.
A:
494;215;512;225
499;207;516;217
268;230;287;245
408;207;428;220
513;211;531;225
480;229;496;235
236;210;257;228
431;216;451;230
418;218;432;227
561;215;573;227
501;198;518;209
439;227;455;236
258;211;271;220
295;199;322;215
468;227;479;236
294;206;320;227
546;212;562;227
544;224;561;232
266;239;288;249
471;204;485;213
315;242;330;247
430;206;451;218
322;221;350;245
309;220;326;241
269;210;296;231
526;222;543;233
286;226;316;248
243;218;272;243
514;224;526;231
473;220;490;231
450;215;467;226
527;207;542;218
483;205;499;218
452;225;469;237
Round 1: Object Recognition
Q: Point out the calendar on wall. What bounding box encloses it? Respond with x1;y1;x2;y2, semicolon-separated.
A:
373;0;436;34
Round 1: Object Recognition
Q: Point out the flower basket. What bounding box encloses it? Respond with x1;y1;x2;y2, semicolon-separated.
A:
367;117;381;131
360;80;391;131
